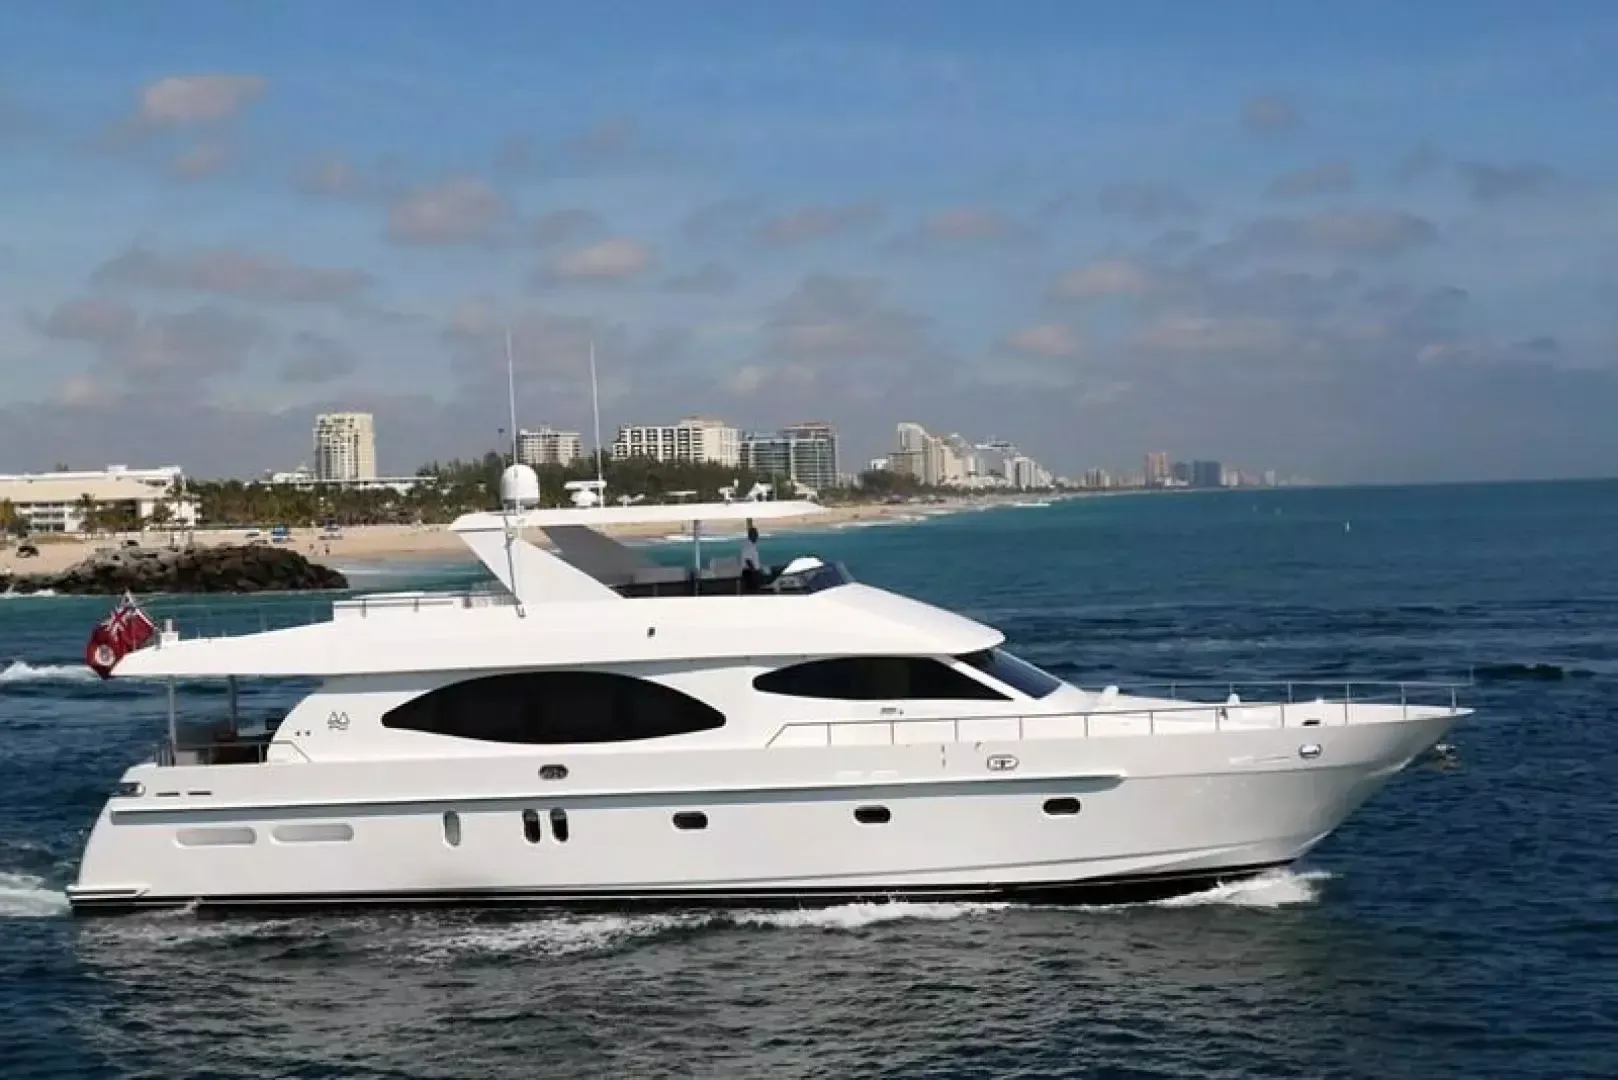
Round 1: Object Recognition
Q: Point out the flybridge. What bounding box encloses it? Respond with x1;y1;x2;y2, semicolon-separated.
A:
452;499;828;608
448;499;825;533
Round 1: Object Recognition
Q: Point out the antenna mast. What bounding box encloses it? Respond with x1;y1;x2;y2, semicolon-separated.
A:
505;328;520;465
590;339;606;496
501;325;525;617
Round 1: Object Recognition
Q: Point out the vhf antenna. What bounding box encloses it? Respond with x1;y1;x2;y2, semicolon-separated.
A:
502;326;525;617
590;339;606;501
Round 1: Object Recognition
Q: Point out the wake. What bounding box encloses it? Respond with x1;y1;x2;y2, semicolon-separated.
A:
0;872;70;918
0;660;96;685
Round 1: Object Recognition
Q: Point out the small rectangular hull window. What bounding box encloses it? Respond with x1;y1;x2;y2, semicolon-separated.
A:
442;811;462;847
549;808;569;843
522;809;542;843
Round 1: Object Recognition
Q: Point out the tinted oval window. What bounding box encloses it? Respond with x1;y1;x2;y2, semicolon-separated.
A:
672;811;708;831
854;806;891;825
383;671;725;744
754;658;1007;701
1042;798;1081;816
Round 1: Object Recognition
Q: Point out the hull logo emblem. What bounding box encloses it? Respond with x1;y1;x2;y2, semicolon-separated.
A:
987;754;1019;772
327;711;350;731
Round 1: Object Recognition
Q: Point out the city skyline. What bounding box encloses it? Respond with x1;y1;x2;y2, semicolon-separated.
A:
3;4;1617;482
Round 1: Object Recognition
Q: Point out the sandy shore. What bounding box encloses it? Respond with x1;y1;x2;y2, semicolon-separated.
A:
1;496;1058;579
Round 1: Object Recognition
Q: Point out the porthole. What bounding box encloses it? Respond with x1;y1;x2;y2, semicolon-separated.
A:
854;806;891;825
672;811;708;831
1042;797;1081;816
550;808;570;843
522;808;543;843
540;764;569;781
443;810;462;847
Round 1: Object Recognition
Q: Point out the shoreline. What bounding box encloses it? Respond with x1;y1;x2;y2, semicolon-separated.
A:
0;494;1076;579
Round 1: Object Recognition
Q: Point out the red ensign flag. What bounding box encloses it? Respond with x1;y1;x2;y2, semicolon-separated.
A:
84;592;156;679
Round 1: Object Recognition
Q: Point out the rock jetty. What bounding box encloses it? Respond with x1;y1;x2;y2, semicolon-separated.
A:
2;544;349;596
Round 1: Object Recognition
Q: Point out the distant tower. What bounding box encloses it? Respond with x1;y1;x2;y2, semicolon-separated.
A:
1144;451;1169;487
313;412;377;481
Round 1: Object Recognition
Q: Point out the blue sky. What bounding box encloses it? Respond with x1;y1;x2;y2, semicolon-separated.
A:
3;1;1616;480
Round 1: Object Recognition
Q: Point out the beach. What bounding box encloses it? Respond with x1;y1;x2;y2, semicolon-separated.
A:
0;496;1049;580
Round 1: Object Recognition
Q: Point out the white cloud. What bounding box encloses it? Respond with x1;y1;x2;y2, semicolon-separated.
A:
169;140;232;181
1051;258;1157;298
139;75;266;126
756;203;883;246
1004;324;1082;359
546;238;651;281
387;178;511;245
94;247;371;305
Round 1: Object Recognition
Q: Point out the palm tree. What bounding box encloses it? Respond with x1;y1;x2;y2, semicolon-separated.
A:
75;493;99;537
0;498;17;544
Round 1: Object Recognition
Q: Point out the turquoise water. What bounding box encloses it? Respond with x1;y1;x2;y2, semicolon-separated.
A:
2;483;1616;1078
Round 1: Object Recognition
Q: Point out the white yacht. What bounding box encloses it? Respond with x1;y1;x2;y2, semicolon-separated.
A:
67;473;1468;915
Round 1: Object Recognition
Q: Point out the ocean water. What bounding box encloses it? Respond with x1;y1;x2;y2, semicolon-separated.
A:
3;482;1616;1079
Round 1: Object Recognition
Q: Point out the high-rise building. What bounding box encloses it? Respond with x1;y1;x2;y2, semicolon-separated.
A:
780;421;839;490
740;422;840;491
612;417;740;467
517;427;582;467
1190;459;1224;489
313;412;377;481
1144;451;1169;487
891;422;930;483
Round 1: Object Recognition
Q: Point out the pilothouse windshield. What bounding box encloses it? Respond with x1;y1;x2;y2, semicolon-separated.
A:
957;648;1065;699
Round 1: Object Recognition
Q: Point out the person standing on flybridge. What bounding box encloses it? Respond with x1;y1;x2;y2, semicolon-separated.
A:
740;521;762;592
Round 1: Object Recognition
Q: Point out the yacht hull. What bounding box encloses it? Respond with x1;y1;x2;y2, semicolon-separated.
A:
68;712;1455;916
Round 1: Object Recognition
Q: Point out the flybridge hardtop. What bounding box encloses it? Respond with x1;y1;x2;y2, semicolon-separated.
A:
450;498;826;532
109;496;1011;679
111;585;1005;678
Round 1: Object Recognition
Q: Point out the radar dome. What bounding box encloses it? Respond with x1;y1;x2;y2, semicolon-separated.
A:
499;463;541;509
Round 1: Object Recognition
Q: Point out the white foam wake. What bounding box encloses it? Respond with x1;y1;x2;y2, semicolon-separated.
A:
729;902;1008;930
0;872;70;917
412;913;702;961
0;588;58;599
408;903;1006;960
0;660;96;684
1152;868;1332;909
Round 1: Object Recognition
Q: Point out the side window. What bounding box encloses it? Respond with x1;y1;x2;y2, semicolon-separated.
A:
956;649;1065;699
382;671;726;743
753;657;1008;701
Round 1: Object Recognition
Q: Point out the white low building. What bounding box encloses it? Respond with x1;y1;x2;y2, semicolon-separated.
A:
262;468;424;495
0;465;199;534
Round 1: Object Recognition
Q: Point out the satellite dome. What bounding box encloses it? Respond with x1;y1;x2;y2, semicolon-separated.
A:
499;464;541;509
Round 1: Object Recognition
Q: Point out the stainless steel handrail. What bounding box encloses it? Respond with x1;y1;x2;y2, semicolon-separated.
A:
764;680;1466;748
